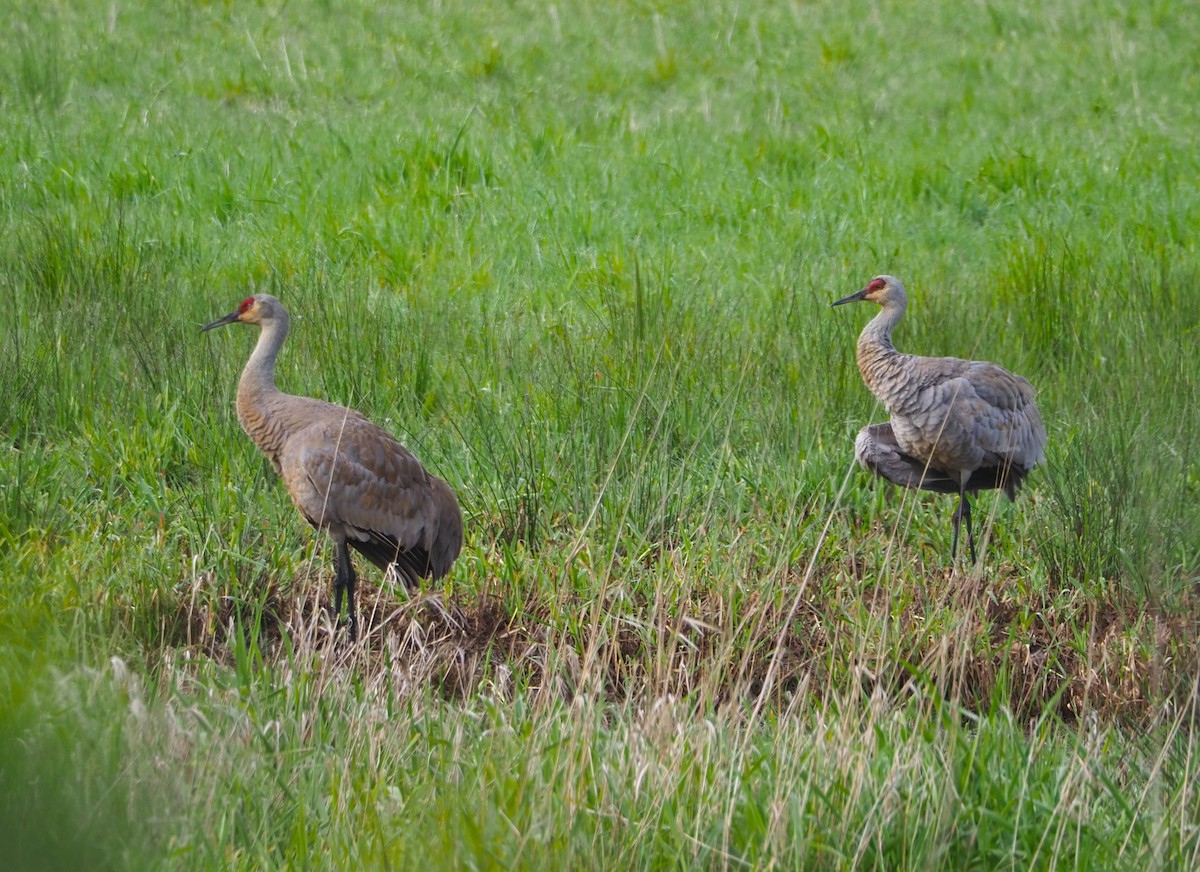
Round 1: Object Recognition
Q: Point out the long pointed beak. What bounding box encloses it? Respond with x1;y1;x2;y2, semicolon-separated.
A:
200;310;241;332
830;287;869;307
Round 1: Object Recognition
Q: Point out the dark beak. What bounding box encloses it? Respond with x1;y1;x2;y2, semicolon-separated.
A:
830;287;869;307
200;310;241;332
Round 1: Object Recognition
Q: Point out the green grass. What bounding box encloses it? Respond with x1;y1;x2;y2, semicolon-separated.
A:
2;0;1199;868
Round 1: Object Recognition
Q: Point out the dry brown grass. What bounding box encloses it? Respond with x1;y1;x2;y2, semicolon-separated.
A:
168;551;1200;730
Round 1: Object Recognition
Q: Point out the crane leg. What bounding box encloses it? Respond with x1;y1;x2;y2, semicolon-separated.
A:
950;498;961;561
334;540;359;641
962;495;976;564
950;489;977;565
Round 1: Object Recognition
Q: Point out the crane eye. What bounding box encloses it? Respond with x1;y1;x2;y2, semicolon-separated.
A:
239;297;255;313
867;278;887;293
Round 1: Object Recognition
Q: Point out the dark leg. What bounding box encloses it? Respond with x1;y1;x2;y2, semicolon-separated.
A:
962;495;977;564
950;487;977;565
334;540;359;641
950;493;962;561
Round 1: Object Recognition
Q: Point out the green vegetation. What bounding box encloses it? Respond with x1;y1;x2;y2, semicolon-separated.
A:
2;0;1198;867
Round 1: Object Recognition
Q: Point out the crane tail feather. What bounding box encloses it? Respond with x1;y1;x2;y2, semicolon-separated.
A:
347;534;435;587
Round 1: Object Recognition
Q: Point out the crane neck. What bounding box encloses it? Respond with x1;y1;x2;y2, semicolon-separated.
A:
857;298;906;359
237;313;290;400
233;313;293;471
855;299;910;409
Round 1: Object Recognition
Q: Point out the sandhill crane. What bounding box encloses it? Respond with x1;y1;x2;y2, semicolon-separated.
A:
202;294;463;640
832;275;1046;563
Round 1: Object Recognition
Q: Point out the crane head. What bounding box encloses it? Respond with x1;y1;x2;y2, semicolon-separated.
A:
200;295;284;332
831;275;906;308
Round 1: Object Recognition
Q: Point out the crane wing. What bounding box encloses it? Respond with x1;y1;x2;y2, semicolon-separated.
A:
959;362;1047;470
856;422;1026;498
281;414;445;582
855;423;961;493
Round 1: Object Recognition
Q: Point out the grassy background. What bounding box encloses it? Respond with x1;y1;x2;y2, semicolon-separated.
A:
2;0;1198;868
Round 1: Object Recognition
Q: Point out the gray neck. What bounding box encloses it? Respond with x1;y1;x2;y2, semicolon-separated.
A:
234;312;294;470
858;297;906;357
237;312;290;402
855;298;911;411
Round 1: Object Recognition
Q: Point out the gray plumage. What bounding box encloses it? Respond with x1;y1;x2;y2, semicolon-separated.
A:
832;275;1046;562
202;294;463;639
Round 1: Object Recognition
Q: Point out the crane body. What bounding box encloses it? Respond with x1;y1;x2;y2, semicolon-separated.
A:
833;275;1046;562
202;294;462;639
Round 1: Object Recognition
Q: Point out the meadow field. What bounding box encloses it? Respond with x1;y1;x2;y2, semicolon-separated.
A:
2;0;1198;867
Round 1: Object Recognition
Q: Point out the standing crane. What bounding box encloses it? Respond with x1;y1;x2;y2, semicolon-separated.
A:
832;275;1046;562
202;294;463;640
